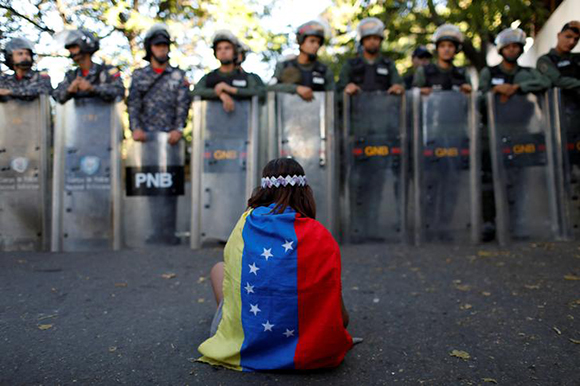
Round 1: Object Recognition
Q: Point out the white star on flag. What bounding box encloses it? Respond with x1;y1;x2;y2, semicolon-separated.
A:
261;248;273;261
245;282;255;294
262;320;274;332
283;329;295;337
249;262;259;275
282;240;294;252
249;304;261;315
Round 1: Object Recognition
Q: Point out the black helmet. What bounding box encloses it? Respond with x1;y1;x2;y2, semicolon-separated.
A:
63;29;100;55
296;21;325;45
144;24;172;61
3;37;35;70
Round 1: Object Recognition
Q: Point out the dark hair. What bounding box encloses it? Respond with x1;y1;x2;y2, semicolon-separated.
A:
561;22;580;35
247;158;316;219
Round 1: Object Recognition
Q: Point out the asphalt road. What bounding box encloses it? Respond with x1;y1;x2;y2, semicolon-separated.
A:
1;241;579;385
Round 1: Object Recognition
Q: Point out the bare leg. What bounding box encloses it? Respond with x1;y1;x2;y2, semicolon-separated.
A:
210;262;224;306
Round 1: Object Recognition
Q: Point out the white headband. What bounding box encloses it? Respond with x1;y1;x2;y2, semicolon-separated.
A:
261;175;308;188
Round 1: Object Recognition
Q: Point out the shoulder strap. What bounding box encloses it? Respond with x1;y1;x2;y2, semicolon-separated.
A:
142;68;170;98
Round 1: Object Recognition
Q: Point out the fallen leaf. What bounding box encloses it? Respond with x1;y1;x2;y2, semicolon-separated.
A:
564;275;580;281
450;350;470;360
114;283;128;288
570;339;580;344
478;251;493;257
553;327;562;335
38;324;53;330
524;284;540;290
38;314;58;321
17;259;27;264
460;304;473;310
197;276;206;284
455;284;471;291
483;378;498;384
162;273;177;279
481;291;491;296
109;346;117;352
197;298;205;303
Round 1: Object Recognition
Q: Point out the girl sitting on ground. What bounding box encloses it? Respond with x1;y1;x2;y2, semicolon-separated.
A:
198;157;352;371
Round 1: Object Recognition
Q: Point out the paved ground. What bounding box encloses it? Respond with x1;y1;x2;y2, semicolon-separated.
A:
1;241;579;385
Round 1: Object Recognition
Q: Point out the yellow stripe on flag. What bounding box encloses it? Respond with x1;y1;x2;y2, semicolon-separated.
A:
197;209;252;370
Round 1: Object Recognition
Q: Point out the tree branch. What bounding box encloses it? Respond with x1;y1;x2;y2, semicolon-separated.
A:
0;4;54;33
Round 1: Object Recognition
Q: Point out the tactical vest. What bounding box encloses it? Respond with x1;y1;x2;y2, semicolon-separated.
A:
283;59;328;91
489;65;531;86
546;52;580;79
347;57;393;91
205;68;249;89
423;63;467;90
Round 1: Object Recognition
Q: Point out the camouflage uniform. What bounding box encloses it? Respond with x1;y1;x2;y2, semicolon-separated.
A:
53;62;125;104
0;70;52;102
127;65;191;132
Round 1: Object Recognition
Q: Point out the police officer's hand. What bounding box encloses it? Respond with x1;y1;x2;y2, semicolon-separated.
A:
132;129;147;142
460;84;472;94
296;86;314;101
387;84;404;95
493;84;519;98
420;87;432;96
0;88;12;96
214;82;229;96
67;78;81;94
344;83;361;96
77;78;94;92
168;130;182;145
220;93;235;112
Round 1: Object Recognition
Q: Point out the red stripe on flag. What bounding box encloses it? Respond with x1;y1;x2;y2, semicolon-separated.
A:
423;149;433;157
460;148;470;156
568;143;575;150
352;148;363;156
391;147;401;154
293;215;353;369
503;147;511;154
538;144;546;151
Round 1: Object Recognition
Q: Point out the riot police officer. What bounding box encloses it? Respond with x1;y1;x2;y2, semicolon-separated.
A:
536;21;580;92
269;20;334;101
479;28;550;100
412;24;472;94
337;17;404;96
128;24;191;144
403;46;432;89
53;29;124;104
0;37;52;102
193;30;265;112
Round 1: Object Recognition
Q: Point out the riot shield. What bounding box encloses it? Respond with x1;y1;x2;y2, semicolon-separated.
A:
487;92;559;244
341;91;408;243
267;91;338;237
0;96;51;251
190;97;259;248
52;98;122;251
412;89;481;244
123;132;186;247
549;88;580;240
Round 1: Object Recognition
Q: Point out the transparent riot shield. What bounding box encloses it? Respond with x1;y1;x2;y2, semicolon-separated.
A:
190;97;259;248
267;91;338;237
52;98;122;251
487;92;559;244
551;88;580;240
0;96;51;251
412;89;481;244
341;91;408;243
123;132;185;247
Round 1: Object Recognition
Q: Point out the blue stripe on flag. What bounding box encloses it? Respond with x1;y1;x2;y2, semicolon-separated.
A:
239;205;299;370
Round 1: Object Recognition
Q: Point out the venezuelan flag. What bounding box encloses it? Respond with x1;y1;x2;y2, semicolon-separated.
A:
198;204;353;371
